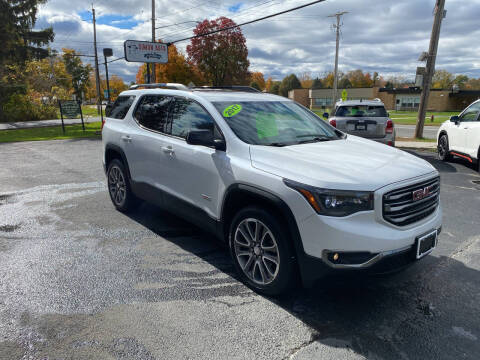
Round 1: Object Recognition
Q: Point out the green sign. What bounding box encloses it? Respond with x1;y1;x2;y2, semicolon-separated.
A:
59;100;81;119
103;89;110;99
223;104;242;117
341;89;348;102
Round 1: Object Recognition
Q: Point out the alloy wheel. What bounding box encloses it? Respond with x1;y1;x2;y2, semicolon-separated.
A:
234;218;280;285
108;165;126;206
438;135;448;158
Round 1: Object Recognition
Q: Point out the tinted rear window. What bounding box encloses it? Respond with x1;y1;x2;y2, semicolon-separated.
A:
107;96;136;119
335;105;387;117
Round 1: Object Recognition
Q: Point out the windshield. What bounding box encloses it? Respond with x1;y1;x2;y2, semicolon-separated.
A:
212;101;340;146
335;105;387;117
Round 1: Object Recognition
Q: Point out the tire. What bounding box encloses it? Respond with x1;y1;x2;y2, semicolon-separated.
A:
438;134;451;161
107;159;139;212
229;206;296;296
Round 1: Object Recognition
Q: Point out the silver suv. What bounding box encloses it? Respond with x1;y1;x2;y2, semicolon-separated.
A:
102;84;441;295
325;99;395;146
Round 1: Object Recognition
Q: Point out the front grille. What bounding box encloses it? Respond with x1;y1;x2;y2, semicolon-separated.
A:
383;177;440;226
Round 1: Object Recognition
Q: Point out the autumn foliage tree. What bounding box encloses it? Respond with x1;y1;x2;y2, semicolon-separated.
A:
135;43;204;85
250;71;265;90
187;17;249;86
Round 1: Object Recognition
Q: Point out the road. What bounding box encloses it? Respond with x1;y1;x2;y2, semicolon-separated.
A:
395;124;439;139
0;139;479;359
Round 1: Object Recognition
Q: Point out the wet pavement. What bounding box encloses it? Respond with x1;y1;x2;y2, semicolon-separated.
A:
0;139;479;359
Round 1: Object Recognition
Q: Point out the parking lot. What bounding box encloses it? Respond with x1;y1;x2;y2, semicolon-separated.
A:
0;139;479;359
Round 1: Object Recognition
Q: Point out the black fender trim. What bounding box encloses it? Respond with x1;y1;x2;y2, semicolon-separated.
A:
220;183;330;287
104;144;133;183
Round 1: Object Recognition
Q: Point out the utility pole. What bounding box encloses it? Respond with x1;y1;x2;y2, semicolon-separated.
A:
415;0;446;138
92;6;103;122
328;11;348;108
151;0;156;83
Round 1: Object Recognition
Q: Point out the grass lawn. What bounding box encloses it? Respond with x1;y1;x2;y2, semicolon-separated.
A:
396;137;436;143
0;121;102;143
389;110;458;126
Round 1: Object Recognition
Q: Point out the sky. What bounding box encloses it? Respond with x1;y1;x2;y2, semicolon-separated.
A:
35;0;480;84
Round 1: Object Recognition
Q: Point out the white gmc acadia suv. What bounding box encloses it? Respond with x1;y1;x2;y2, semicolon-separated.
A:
102;84;442;295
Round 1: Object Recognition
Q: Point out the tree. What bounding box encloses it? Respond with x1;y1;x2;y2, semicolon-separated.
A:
155;44;205;85
279;74;301;97
250;81;261;91
250;71;265;90
338;76;352;89
0;0;54;121
347;69;373;87
466;78;480;90
299;72;313;88
187;17;249;86
311;78;323;89
62;49;92;100
453;74;469;89
323;72;335;88
265;76;274;92
0;0;54;66
432;69;454;89
270;82;280;95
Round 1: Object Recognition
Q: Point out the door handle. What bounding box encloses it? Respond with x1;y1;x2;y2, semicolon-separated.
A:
121;135;132;143
161;146;175;155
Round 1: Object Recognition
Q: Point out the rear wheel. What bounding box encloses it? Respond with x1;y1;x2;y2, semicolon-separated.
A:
438;134;451;161
229;206;296;296
107;159;139;212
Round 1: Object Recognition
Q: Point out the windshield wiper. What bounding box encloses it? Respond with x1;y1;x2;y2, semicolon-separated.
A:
295;134;334;144
296;134;331;139
264;142;288;147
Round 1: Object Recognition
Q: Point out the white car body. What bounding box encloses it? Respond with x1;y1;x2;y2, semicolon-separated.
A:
102;86;442;291
437;99;480;164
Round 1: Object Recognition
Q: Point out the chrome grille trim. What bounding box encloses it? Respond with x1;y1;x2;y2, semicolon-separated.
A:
383;177;440;226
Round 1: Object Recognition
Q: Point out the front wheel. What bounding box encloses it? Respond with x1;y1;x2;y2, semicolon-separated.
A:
229;206;296;296
438;134;451;161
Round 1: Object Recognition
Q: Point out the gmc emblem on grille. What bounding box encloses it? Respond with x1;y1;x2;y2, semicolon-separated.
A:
412;186;431;201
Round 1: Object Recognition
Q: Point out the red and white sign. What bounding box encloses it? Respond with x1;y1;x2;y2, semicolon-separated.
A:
124;40;168;63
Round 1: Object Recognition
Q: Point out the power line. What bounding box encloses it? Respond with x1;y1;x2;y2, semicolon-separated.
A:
168;0;327;45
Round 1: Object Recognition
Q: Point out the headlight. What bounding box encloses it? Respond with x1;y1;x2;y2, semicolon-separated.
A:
284;179;374;217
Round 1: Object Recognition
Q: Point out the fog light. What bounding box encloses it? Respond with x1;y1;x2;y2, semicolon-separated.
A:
333;253;339;261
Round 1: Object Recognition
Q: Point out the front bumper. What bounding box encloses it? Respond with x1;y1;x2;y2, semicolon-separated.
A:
292;173;442;286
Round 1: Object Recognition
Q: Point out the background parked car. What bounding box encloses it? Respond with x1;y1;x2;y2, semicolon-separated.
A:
324;99;395;146
437;99;480;171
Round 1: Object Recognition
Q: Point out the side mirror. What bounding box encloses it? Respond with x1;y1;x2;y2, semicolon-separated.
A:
387;112;390;118
213;138;226;151
105;103;113;117
450;115;459;123
322;112;329;119
186;130;213;147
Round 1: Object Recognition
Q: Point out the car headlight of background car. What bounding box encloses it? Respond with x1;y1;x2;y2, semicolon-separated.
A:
284;179;374;217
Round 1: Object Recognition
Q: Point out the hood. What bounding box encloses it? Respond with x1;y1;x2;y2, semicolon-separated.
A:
250;136;437;191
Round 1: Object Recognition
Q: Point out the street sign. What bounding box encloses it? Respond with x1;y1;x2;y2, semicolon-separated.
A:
59;100;81;118
341;89;348;101
103;89;110;99
58;100;84;134
124;40;168;63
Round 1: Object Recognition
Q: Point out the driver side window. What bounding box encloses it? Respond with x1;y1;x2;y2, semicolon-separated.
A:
459;102;480;122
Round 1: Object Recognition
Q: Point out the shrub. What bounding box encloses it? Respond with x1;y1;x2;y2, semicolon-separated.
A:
2;93;57;122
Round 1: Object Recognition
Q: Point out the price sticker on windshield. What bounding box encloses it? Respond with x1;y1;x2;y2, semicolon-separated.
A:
223;104;242;117
256;112;279;139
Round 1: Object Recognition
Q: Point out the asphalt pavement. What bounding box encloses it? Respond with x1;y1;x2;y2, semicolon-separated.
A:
0;139;479;359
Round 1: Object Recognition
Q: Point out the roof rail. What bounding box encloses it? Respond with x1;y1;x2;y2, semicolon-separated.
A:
191;86;260;93
129;83;189;90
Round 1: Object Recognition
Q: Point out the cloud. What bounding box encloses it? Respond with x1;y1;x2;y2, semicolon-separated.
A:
34;0;480;83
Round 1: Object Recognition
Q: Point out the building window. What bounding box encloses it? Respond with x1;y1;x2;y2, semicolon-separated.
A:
313;98;333;106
